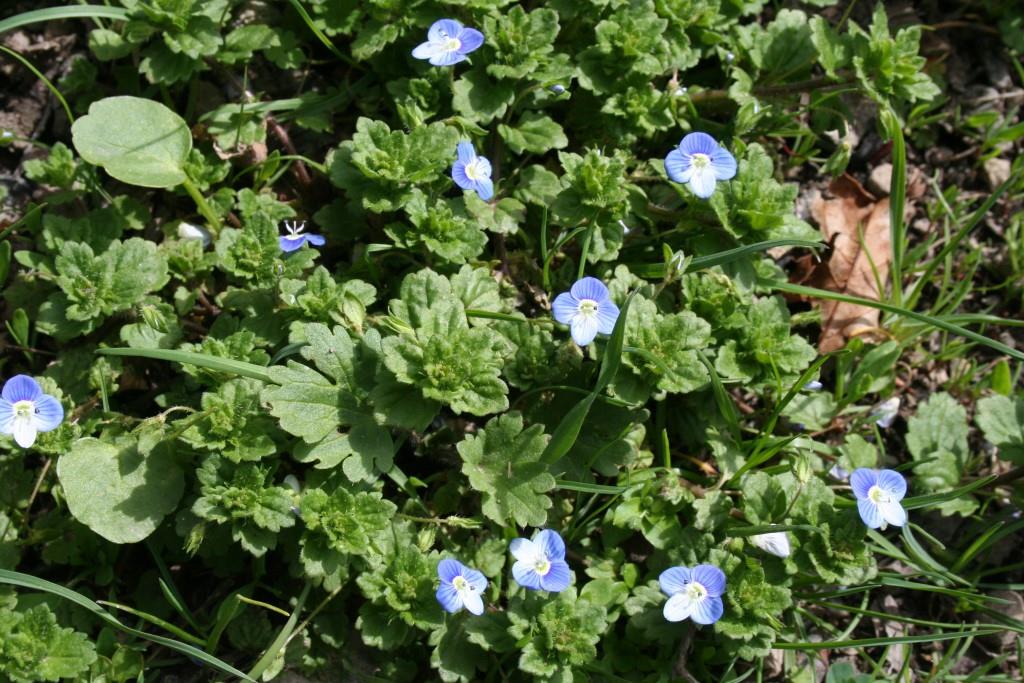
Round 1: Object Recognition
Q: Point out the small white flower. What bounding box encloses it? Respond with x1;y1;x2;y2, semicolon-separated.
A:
829;463;850;481
177;222;212;247
871;397;900;428
749;530;791;558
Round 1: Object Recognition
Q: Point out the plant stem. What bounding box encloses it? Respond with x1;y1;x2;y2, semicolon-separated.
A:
180;178;223;236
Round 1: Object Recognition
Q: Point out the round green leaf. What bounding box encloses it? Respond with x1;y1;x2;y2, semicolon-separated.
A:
57;437;185;544
71;96;191;188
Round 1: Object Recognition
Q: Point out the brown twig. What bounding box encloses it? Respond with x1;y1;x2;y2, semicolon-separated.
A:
266;114;312;188
21;457;52;530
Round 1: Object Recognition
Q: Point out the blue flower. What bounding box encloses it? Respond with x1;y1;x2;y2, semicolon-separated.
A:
279;220;325;253
851;468;907;530
665;132;737;199
551;277;619;347
659;564;726;625
0;375;64;448
412;19;484;66
436;558;488;615
451;141;493;201
510;529;572;592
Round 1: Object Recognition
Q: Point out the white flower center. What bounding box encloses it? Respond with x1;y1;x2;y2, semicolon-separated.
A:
691;153;711;170
685;581;707;602
441;37;461;52
464;158;487;181
576;298;599;318
533;557;551;576
452;575;470;592
284;220;306;236
868;485;890;504
13;400;34;420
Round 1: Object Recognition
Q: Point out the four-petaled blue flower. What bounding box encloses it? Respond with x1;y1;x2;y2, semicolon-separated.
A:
412;19;484;66
279;220;325;253
436;558;488;615
452;141;494;201
851;468;907;530
510;529;572;592
0;375;64;448
552;277;620;347
665;132;737;199
659;564;726;624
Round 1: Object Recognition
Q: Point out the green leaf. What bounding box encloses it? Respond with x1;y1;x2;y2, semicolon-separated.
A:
508;589;608;679
452;69;515;124
498;112;568;155
619;296;711;397
56;435;184;544
747;9;816;79
483;6;560;80
299;486;395;589
381;270;509;416
976;395;1024;464
54;237;169;325
458;412;554;527
193;456;295;557
707;143;818;241
329;118;459;212
71;96;191;188
809;16;850;78
0;603;97;682
386;193;487;264
848;2;940;105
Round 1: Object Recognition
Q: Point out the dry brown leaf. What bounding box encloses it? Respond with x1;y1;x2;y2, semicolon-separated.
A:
807;176;892;353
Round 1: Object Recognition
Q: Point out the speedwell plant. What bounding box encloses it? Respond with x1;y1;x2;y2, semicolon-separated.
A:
1;0;1020;682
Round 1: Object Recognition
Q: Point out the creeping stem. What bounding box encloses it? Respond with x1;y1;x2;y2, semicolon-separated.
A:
180;177;223;237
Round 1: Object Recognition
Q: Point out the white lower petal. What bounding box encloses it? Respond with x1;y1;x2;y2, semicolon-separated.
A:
570;313;600;346
688;167;717;198
663;593;693;622
460;589;484;615
879;500;906;527
509;538;540;563
12;415;37;448
749;531;791;558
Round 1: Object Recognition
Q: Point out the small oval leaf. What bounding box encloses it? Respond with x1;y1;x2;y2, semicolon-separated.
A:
71;96;191;188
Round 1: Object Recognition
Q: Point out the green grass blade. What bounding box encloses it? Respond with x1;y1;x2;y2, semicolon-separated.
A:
697;350;742;441
0;202;46;243
146;540;205;636
724;523;823;537
97;347;273;383
595;291;635;392
555;480;627;494
763;280;1024;362
880;107;907;307
629;239;822;279
286;0;357;67
906;170;1020;310
246;583;311;680
0;46;74;124
902;475;997;510
0;5;129;34
97;600;206;646
0;568;254;680
773;628;1002;650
